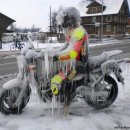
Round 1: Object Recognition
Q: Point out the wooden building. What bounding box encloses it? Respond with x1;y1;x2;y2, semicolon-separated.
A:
81;0;130;37
126;18;130;34
0;12;15;48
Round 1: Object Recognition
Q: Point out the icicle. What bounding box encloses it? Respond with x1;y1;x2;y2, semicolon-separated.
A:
65;61;68;76
41;57;46;87
51;96;54;117
91;88;95;103
125;62;127;76
44;52;49;79
63;62;66;75
122;83;125;93
51;95;57;117
48;102;51;116
127;64;130;75
57;95;62;115
63;104;70;117
51;57;54;77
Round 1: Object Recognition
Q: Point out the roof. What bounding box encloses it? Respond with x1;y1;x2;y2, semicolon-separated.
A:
0;12;15;36
0;13;15;30
87;0;106;7
80;0;125;17
77;0;91;15
95;0;106;6
39;26;50;32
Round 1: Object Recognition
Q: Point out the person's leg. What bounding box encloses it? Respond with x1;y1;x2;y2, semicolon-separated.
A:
17;41;21;49
51;73;64;95
76;60;85;74
15;41;17;47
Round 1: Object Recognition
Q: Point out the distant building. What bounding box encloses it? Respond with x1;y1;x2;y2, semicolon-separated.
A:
38;26;65;43
81;0;130;37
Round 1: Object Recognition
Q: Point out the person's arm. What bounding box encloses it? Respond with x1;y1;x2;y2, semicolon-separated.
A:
54;42;68;52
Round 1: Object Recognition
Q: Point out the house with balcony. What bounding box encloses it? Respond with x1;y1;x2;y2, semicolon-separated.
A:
81;0;130;37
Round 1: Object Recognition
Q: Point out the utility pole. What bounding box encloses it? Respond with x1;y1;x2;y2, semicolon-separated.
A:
101;0;103;44
0;37;2;49
50;6;52;41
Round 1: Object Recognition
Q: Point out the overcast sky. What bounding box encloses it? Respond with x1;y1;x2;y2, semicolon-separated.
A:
0;0;81;28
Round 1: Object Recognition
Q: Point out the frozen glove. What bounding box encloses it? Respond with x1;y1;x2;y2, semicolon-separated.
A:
53;56;59;61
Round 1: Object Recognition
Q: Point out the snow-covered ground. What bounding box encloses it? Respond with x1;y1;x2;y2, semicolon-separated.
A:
0;40;130;130
0;42;64;52
0;62;130;130
0;39;128;52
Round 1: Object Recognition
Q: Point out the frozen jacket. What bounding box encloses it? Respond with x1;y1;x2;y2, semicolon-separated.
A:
56;25;89;63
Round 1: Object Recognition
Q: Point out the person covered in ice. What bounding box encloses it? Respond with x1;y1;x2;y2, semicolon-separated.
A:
51;7;89;95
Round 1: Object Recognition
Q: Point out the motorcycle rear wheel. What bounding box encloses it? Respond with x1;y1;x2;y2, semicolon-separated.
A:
85;76;118;109
0;86;31;114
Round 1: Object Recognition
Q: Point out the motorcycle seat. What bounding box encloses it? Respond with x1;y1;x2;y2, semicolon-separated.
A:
88;53;108;69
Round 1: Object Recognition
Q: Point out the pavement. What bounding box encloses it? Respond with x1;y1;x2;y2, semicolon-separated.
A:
0;50;20;58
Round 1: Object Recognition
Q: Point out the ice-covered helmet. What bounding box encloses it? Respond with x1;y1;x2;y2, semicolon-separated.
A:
56;7;81;28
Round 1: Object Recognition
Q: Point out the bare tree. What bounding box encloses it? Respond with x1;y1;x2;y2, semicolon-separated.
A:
51;9;64;33
51;11;58;33
31;24;35;32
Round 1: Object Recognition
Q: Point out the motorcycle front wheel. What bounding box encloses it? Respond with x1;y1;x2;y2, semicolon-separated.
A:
85;76;118;109
0;86;31;114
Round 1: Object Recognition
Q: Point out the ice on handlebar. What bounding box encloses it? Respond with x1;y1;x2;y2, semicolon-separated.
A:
21;32;67;59
21;43;59;60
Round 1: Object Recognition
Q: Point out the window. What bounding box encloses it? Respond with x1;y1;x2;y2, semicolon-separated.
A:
117;25;124;32
117;25;120;31
114;16;117;21
124;27;126;32
120;17;121;22
106;25;111;31
120;7;124;14
92;7;97;13
119;16;125;23
120;26;122;31
92;17;96;23
117;26;118;31
106;16;112;22
121;25;126;32
89;26;95;32
116;17;119;22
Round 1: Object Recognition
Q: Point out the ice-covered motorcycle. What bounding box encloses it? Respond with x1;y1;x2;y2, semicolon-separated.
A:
0;42;124;115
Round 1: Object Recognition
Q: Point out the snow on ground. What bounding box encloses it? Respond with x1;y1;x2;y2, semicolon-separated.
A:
0;40;130;130
0;62;130;130
0;42;64;52
0;39;129;52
